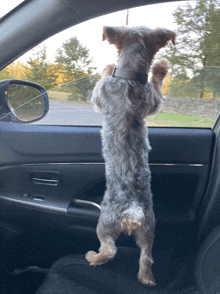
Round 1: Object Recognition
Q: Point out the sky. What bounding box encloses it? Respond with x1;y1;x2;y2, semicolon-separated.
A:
0;0;24;16
1;0;185;72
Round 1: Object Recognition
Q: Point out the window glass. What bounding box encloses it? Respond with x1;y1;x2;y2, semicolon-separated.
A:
0;1;24;18
1;0;219;127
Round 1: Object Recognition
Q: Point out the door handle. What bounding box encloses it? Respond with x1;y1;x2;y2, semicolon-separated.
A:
73;199;101;210
30;171;61;186
31;177;59;186
67;199;101;220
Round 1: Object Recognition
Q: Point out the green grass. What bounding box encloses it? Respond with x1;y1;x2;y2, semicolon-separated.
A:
48;91;71;102
48;91;92;105
147;112;215;128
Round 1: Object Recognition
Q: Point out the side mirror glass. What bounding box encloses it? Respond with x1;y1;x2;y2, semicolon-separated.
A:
7;83;44;122
0;79;49;123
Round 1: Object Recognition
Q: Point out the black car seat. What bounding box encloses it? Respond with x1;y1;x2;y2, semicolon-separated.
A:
36;247;198;294
196;225;220;294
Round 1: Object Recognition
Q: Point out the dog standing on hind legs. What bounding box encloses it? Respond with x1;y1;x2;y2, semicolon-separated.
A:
86;25;176;286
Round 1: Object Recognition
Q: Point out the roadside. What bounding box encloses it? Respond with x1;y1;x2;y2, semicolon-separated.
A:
36;97;215;128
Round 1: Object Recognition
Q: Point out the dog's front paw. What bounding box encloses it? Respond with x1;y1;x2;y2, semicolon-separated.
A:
152;59;170;84
137;272;156;286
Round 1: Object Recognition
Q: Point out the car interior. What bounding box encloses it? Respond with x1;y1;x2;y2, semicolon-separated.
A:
0;0;220;293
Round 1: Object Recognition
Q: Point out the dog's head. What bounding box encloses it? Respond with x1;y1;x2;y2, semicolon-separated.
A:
102;26;176;61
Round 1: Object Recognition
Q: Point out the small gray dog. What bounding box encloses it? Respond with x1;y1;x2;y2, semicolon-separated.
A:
86;26;176;286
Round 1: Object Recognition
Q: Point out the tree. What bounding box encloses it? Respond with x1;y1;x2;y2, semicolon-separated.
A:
0;62;27;80
162;0;220;98
201;7;220;97
55;37;98;100
55;37;96;80
162;75;170;95
168;70;193;97
25;46;59;90
201;4;220;67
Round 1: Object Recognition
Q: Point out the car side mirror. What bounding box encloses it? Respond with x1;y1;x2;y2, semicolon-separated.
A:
0;79;49;123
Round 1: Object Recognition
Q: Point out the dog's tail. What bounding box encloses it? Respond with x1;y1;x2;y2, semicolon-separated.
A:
121;202;145;235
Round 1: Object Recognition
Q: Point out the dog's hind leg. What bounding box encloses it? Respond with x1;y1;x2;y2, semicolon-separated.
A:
86;220;120;266
134;222;156;286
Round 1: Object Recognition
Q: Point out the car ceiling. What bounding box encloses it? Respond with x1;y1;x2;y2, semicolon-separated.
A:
0;0;180;70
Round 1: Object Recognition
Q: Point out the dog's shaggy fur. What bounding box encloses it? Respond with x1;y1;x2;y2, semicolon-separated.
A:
86;26;176;286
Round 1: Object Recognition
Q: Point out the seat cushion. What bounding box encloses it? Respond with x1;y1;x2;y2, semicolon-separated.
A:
36;247;194;294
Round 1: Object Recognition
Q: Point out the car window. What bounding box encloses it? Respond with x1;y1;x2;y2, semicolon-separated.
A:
0;0;219;127
0;1;24;18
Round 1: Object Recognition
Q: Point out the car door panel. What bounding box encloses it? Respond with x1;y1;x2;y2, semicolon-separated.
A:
0;122;103;165
198;128;220;242
0;122;214;252
0;122;213;163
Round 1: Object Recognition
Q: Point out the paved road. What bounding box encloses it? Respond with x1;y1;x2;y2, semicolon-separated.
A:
35;101;103;126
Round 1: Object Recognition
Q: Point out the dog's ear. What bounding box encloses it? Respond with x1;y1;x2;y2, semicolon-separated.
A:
102;27;117;42
151;28;176;48
102;26;125;50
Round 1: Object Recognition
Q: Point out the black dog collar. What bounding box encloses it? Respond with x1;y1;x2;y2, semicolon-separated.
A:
112;67;148;84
